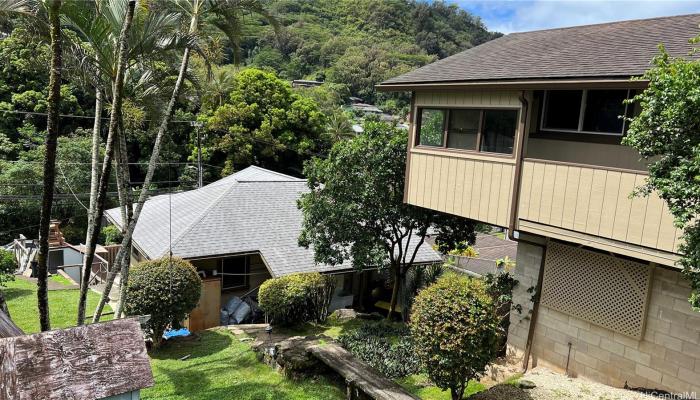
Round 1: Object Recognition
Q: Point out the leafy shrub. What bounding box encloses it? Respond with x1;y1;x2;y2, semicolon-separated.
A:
258;272;335;326
484;271;519;356
338;321;420;378
0;249;16;287
124;257;201;346
101;225;123;245
411;274;499;400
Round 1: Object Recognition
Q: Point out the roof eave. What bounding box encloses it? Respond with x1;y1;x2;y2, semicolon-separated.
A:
376;77;649;92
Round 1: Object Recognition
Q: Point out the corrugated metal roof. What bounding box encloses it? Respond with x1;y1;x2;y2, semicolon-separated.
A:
106;166;440;277
381;14;700;86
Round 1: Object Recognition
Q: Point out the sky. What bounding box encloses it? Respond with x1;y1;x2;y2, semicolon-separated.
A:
456;1;700;34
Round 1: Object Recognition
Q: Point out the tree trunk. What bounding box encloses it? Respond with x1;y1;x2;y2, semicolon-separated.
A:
387;264;401;320
98;11;200;322
77;0;136;325
0;289;10;318
113;121;133;318
76;86;102;325
36;0;62;332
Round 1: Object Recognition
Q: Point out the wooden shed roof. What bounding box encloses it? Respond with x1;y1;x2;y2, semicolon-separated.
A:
0;318;153;400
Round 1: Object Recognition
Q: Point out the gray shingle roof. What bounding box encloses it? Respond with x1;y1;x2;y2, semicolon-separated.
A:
381;14;700;86
106;166;440;277
442;233;517;277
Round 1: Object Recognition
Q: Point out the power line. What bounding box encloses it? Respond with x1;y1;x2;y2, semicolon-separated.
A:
0;108;198;124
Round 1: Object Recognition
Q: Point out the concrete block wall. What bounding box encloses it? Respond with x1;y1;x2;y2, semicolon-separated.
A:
507;240;700;393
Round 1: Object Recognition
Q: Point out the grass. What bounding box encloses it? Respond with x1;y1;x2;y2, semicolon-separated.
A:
396;374;485;400
288;316;489;400
3;277;112;333
49;274;74;286
144;329;345;400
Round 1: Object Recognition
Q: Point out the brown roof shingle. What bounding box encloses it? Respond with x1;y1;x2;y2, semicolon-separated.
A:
380;14;700;86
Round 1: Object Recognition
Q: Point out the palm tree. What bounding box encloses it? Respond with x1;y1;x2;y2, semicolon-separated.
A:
94;0;279;321
0;0;61;332
33;0;63;332
75;0;137;324
60;0;187;324
326;110;356;142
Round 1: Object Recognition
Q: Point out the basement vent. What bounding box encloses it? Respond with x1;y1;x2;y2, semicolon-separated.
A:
540;241;652;338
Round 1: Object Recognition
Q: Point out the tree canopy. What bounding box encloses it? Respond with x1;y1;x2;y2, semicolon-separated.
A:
623;38;700;309
201;68;329;176
298;121;476;316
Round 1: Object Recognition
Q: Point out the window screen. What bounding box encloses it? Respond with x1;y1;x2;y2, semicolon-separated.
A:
480;109;518;154
447;109;480;150
582;89;627;134
418;109;445;146
543;90;582;130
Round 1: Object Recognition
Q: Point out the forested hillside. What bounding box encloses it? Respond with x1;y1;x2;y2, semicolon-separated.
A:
243;0;500;103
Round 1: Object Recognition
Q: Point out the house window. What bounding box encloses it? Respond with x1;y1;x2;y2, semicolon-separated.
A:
541;89;630;135
446;109;480;150
416;107;519;155
480;110;518;154
417;109;445;146
221;256;249;290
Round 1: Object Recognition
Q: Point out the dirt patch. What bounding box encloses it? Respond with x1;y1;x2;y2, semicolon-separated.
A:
469;384;532;400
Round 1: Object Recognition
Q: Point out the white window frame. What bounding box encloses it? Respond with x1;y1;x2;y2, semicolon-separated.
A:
540;89;631;136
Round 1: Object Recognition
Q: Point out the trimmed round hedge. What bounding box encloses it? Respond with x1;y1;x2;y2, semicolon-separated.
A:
258;272;335;326
124;257;201;346
410;274;499;400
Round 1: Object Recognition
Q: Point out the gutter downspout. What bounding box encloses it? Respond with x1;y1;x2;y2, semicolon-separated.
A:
508;91;529;242
507;91;547;372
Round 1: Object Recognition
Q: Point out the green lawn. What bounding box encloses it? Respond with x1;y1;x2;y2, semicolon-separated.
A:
49;273;74;286
3;277;112;333
144;329;345;400
396;375;485;400
284;317;487;400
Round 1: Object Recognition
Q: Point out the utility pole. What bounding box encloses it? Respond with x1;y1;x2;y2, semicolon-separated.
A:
191;121;204;188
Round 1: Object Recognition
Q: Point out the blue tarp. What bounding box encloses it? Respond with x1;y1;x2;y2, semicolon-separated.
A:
163;328;191;339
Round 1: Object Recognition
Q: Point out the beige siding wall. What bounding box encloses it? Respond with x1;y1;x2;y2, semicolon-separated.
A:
518;159;682;254
415;90;521;107
406;152;515;227
406;90;522;227
526;138;649;171
508;241;700;393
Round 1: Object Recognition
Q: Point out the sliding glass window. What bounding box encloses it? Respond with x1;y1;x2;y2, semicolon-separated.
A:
416;107;518;155
447;109;480;150
541;89;630;135
417;109;446;146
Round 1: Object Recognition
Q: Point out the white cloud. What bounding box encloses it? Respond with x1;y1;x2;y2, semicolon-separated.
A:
460;0;700;34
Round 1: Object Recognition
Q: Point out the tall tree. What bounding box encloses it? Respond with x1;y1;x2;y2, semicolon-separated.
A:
60;0;186;324
298;121;475;317
76;0;136;324
624;38;700;309
34;0;62;332
95;0;279;321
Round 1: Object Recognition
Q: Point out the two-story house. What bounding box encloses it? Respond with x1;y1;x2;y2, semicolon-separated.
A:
378;14;700;393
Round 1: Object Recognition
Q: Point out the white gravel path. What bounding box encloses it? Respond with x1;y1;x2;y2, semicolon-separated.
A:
522;368;659;400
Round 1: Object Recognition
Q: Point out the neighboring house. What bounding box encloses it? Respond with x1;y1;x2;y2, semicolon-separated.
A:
378;14;700;393
0;318;153;400
448;233;517;277
105;166;440;328
10;222;110;285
